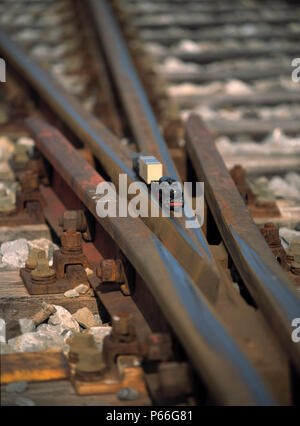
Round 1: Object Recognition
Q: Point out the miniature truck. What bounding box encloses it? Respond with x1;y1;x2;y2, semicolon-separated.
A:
133;155;184;209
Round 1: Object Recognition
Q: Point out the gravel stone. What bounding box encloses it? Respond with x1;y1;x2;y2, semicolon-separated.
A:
15;396;35;406
87;326;112;351
8;330;65;352
19;318;35;334
85;267;94;276
72;307;97;329
117;387;139;401
0;136;15;161
64;288;79;298
74;284;89;294
279;227;300;250
17;137;35;157
6;381;28;393
0;318;5;343
0;161;14;181
93;314;102;326
48;305;80;332
0;342;13;354
0;239;29;269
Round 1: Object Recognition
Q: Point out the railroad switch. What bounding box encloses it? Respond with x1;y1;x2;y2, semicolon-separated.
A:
20;210;93;294
260;223;289;271
0;170;46;226
230;165;280;218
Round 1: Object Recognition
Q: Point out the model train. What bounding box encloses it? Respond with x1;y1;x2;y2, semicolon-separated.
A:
133;155;184;210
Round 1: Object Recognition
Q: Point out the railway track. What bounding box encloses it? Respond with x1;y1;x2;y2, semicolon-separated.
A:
0;0;300;407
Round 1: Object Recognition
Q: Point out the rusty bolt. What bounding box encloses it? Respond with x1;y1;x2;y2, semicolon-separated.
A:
25;247;42;271
111;312;136;343
13;145;29;166
97;259;124;283
0;188;15;213
20;170;39;192
75;347;106;381
31;251;56;280
58;210;87;232
260;223;281;247
61;230;83;254
32;303;56;326
143;333;173;362
68;333;97;363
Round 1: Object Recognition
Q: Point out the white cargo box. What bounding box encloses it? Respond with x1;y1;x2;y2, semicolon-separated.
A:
139;156;163;185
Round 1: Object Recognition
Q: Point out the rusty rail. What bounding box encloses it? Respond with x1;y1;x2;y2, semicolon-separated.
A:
186;114;300;374
26;117;274;406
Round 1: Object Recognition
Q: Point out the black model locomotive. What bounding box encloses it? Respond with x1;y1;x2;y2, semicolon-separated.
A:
133;155;184;210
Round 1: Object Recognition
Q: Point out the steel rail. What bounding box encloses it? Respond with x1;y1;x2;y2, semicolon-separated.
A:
26;117;275;406
186;114;300;374
0;30;220;300
88;0;177;176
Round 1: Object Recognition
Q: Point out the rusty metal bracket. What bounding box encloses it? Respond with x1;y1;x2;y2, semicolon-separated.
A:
96;256;133;296
71;354;148;398
67;331;147;398
58;210;91;241
20;226;93;295
102;312;141;367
